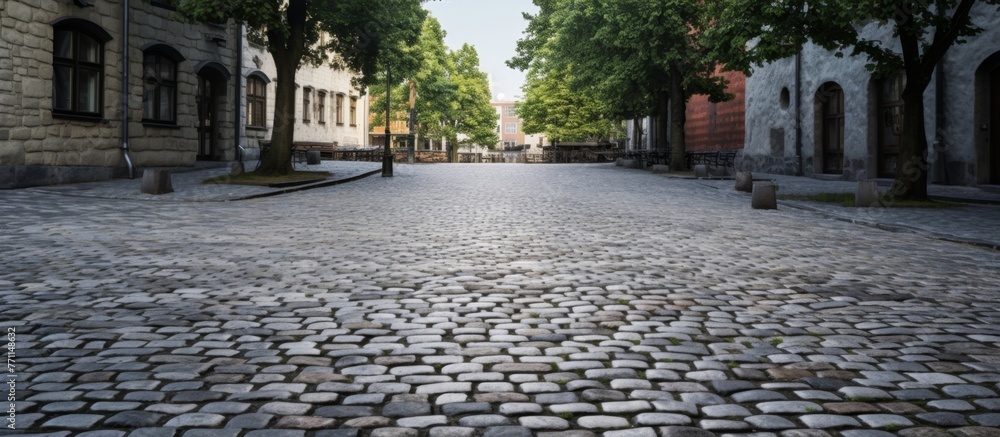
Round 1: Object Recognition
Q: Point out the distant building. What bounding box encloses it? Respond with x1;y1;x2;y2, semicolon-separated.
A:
742;4;1000;185
492;99;547;153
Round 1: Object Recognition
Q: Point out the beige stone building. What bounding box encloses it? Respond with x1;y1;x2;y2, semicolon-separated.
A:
0;0;239;188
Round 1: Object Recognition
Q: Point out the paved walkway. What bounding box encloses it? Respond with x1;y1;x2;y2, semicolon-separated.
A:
1;163;999;437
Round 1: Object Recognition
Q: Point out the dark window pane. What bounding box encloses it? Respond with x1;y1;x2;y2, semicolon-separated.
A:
54;30;72;59
160;86;174;122
53;65;73;110
78;69;100;113
78;34;99;64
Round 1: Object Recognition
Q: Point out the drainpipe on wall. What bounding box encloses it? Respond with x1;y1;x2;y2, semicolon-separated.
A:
794;51;803;176
234;23;243;163
935;62;949;184
121;0;135;179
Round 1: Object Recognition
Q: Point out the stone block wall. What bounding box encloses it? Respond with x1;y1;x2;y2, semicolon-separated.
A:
0;0;237;188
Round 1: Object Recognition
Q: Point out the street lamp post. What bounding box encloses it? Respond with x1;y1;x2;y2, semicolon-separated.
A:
382;65;393;177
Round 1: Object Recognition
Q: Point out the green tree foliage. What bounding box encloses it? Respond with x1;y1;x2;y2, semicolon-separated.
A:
511;0;729;169
518;66;623;142
370;16;498;160
178;0;427;174
707;0;999;200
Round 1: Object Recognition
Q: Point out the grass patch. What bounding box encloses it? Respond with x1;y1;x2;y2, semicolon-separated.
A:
769;337;784;346
204;171;331;187
779;192;962;208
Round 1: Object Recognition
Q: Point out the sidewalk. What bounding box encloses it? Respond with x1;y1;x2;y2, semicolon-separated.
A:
689;172;1000;250
25;160;383;202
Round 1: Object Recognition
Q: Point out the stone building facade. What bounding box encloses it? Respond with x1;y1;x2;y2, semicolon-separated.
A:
240;32;370;156
743;4;1000;186
0;0;238;188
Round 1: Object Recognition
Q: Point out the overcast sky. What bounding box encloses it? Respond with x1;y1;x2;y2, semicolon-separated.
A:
423;0;539;102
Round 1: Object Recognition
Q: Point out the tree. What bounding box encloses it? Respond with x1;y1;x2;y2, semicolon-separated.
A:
511;0;730;169
518;66;624;143
373;16;497;161
179;0;427;175
707;0;999;200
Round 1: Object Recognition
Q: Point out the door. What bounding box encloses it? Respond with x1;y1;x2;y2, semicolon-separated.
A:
197;76;218;160
991;66;1000;184
879;72;906;178
819;83;845;174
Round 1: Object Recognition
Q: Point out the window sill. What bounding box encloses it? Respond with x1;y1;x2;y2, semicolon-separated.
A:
53;112;104;123
142;120;180;129
247;125;268;131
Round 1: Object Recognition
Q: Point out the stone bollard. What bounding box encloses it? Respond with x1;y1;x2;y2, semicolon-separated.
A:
649;165;670;174
751;184;777;210
694;164;709;178
856;180;881;207
229;161;244;176
735;171;753;193
306;150;321;165
615;158;624;167
140;170;173;195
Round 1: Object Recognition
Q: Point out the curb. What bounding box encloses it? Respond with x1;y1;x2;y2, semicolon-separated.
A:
232;168;382;201
779;200;1000;251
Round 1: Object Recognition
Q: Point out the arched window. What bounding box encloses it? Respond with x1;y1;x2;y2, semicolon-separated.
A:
51;18;112;119
142;44;184;124
246;74;268;128
817;82;845;174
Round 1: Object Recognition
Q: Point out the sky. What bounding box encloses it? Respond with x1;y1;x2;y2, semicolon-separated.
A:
423;0;539;102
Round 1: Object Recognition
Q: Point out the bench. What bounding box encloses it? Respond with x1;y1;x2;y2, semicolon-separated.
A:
685;150;738;170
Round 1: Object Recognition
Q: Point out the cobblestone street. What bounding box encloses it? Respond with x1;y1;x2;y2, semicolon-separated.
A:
2;164;1000;437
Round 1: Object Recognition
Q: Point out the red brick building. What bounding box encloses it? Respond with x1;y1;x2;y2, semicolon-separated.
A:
684;70;746;152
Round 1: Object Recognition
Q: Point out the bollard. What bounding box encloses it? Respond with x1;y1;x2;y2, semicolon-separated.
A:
615;158;625;167
649;165;670;174
306;150;321;165
694;164;709;178
751;184;777;210
735;171;753;193
856;180;880;207
140;169;173;195
229;161;244;176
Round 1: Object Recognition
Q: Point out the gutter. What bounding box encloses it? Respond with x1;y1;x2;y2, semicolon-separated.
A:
234;23;243;163
794;51;803;176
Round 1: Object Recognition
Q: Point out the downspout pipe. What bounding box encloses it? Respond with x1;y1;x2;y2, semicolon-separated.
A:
234;23;243;163
121;0;134;179
794;51;803;176
934;62;948;184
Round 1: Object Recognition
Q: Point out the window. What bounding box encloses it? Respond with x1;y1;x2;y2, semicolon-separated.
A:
318;91;326;124
303;87;311;122
336;94;345;125
247;75;267;128
504;106;517;117
52;20;111;119
505;122;517;134
142;52;178;123
350;97;358;126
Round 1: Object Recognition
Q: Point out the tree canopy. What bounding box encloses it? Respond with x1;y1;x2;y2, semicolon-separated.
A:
511;0;730;168
370;16;497;158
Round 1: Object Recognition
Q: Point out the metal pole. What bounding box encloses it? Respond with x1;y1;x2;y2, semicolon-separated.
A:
382;65;393;177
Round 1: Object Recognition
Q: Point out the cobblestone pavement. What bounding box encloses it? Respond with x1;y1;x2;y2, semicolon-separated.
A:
2;164;1000;437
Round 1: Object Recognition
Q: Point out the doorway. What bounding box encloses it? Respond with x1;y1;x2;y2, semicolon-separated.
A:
197;76;218;160
818;83;845;174
991;66;1000;184
878;71;906;178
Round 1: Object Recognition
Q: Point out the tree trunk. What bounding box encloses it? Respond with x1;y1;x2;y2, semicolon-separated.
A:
633;118;642;151
655;89;669;154
257;59;297;175
255;0;307;175
889;79;930;201
668;66;688;171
